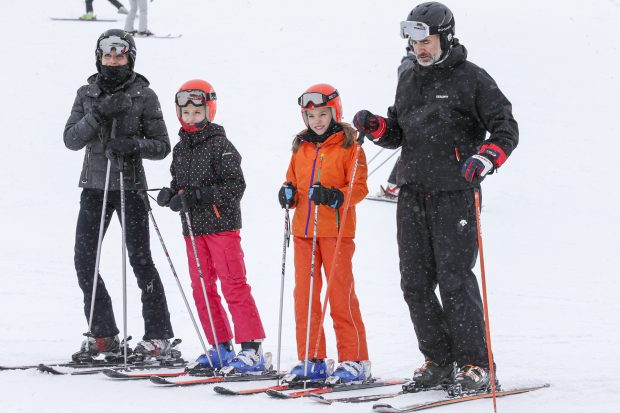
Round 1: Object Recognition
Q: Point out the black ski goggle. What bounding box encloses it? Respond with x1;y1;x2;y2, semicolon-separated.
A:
298;90;339;108
175;89;217;107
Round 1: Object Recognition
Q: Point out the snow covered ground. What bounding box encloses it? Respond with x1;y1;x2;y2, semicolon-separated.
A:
1;0;619;411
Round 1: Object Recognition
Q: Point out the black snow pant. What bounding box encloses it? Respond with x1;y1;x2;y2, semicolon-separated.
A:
74;188;173;340
396;186;489;368
85;0;124;13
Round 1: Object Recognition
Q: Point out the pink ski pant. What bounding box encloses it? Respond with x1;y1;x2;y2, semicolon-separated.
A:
184;230;265;345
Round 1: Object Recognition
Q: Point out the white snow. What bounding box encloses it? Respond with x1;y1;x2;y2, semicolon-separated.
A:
1;0;619;412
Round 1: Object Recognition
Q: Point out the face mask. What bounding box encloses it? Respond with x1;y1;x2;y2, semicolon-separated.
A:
98;65;133;91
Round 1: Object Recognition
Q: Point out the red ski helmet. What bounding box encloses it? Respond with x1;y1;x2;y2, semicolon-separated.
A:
175;79;217;131
298;83;342;125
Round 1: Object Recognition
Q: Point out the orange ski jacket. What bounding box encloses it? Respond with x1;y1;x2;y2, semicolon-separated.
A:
285;130;368;238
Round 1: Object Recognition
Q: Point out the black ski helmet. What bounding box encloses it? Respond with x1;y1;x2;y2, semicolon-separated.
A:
406;2;455;52
95;29;137;71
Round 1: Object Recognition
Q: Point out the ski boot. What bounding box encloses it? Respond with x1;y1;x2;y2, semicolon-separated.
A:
79;12;96;21
224;348;271;374
72;335;121;362
194;342;236;370
117;6;129;15
136;30;155;37
448;364;500;396
325;360;372;384
379;184;400;200
282;358;334;383
402;360;455;393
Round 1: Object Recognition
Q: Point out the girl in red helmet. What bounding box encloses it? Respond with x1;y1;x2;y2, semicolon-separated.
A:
157;79;267;373
278;84;371;383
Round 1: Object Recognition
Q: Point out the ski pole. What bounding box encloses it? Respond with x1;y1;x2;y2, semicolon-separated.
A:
140;192;209;356
181;191;220;368
311;137;363;360
276;207;291;385
303;155;323;387
366;147;385;166
85;119;115;346
474;190;498;412
367;147;401;178
117;154;129;369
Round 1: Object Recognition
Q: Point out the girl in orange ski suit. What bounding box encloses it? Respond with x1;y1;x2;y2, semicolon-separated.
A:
280;84;369;377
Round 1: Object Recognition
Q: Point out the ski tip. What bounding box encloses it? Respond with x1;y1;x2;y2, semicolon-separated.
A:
37;364;63;375
265;389;292;399
149;376;174;385
307;394;332;404
372;404;397;413
102;369;126;379
213;386;238;395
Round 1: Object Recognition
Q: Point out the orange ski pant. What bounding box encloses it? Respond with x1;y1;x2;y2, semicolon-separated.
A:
293;236;368;362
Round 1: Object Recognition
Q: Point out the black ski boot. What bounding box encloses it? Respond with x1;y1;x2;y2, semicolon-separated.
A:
403;360;455;393
449;364;500;396
72;336;121;362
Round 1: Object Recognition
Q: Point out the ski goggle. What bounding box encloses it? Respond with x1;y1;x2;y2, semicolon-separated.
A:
400;21;436;41
298;90;339;108
98;35;131;55
175;89;217;107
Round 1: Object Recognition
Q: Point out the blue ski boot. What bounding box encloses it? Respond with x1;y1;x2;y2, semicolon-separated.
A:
326;360;372;384
196;342;235;368
282;358;334;382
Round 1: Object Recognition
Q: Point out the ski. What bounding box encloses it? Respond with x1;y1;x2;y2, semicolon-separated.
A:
50;18;118;22
1;359;137;372
307;383;447;404
365;195;398;203
213;380;325;396
266;378;408;399
102;367;189;380
149;371;283;387
372;383;550;412
135;34;183;39
37;359;187;376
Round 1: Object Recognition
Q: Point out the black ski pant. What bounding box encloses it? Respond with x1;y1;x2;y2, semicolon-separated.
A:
396;186;489;368
74;188;173;340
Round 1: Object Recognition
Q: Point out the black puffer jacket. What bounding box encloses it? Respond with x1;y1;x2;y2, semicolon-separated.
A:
64;73;170;190
170;123;245;236
377;43;519;191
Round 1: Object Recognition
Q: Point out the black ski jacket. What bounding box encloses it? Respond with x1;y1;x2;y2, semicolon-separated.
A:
169;123;245;236
376;43;519;191
64;73;170;190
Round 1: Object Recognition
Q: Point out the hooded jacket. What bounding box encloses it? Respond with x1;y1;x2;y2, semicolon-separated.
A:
286;128;368;238
377;43;519;191
64;72;170;190
170;123;245;236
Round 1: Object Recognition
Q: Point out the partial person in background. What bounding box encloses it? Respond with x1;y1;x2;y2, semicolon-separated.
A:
64;30;175;361
125;0;154;37
353;2;518;393
81;0;129;21
379;156;401;200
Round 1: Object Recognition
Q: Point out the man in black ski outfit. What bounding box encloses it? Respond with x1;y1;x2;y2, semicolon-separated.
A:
64;29;175;361
354;2;518;392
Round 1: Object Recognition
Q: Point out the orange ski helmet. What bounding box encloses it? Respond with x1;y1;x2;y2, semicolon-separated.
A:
175;79;217;131
298;83;342;125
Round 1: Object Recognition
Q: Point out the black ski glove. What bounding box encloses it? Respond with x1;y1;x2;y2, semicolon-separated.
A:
353;110;387;141
169;188;215;212
278;182;296;209
157;187;175;207
309;183;344;209
105;138;140;160
93;92;132;122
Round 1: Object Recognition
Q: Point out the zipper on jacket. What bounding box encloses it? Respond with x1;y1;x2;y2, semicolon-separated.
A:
304;145;321;237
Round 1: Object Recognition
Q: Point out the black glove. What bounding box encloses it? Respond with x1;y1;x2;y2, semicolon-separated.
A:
93;92;132;121
278;182;296;209
309;183;344;209
105;138;140;160
169;188;215;212
353;110;387;141
156;187;175;207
